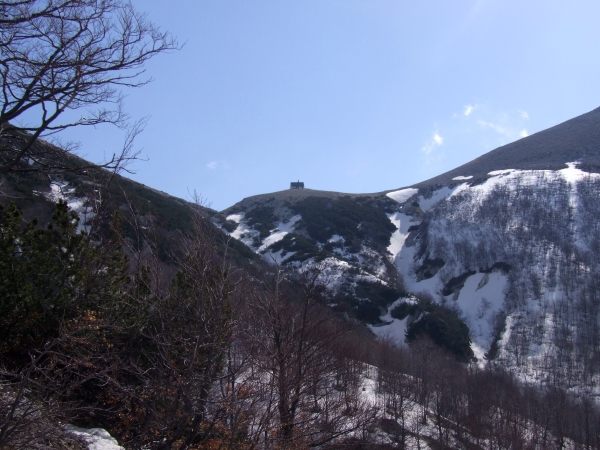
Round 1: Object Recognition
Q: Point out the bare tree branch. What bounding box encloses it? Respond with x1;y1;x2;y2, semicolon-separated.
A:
0;0;178;174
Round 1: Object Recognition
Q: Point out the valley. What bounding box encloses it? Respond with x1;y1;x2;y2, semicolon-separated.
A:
2;107;600;449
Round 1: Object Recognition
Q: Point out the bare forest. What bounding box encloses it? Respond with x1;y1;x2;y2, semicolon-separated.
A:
415;172;600;396
1;195;599;449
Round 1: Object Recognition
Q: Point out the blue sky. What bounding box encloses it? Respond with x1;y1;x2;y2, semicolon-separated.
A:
60;1;600;210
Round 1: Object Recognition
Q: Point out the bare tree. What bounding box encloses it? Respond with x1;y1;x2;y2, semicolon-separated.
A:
0;0;177;174
376;338;412;449
91;202;242;449
240;266;375;448
0;374;87;449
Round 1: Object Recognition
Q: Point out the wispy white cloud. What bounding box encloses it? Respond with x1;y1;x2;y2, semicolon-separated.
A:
464;104;479;116
422;132;444;158
477;120;506;134
423;104;533;172
477;114;530;141
207;160;233;171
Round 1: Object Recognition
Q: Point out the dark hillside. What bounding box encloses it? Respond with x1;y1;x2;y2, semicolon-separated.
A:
221;187;378;217
0;138;259;266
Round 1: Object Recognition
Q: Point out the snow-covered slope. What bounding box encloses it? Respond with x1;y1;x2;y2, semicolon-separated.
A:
220;106;600;397
385;162;600;397
216;190;406;323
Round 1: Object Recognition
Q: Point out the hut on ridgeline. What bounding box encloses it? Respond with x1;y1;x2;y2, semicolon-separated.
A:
290;180;304;189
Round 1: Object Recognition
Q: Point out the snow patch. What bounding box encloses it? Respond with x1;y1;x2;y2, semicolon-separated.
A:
558;161;585;183
226;213;243;223
386;188;418;204
368;297;411;345
316;257;353;290
66;426;124;450
451;271;508;356
452;175;473;181
262;249;296;265
228;214;259;248
45;181;93;233
258;215;301;252
387;213;414;259
227;214;302;254
418;185;465;212
488;169;516;176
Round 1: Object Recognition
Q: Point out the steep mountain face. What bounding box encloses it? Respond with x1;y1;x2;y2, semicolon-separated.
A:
387;164;600;394
216;189;405;324
218;106;600;398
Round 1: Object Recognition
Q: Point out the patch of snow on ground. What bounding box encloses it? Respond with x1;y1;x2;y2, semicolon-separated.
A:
451;271;508;357
418;185;466;211
258;230;288;252
229;214;260;248
388;164;600;397
332;246;353;258
386;188;418;204
457;168;574;207
392;238;422;293
319;257;353;290
45;181;93;233
360;373;379;405
354;270;386;286
450;164;600;251
558;162;600;250
279;214;301;232
358;369;448;449
258;215;301;252
558;161;588;183
368;297;411;345
488;169;516;176
358;245;389;278
226;213;243;223
262;249;297;265
387;213;414;260
66;426;124;450
452;175;473;180
228;214;302;256
328;234;344;243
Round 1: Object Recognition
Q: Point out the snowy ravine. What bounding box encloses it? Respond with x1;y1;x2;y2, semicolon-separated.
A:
224;212;302;264
386;163;600;398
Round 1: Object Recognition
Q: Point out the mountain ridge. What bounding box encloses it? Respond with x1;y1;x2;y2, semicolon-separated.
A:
221;106;600;214
412;105;600;188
